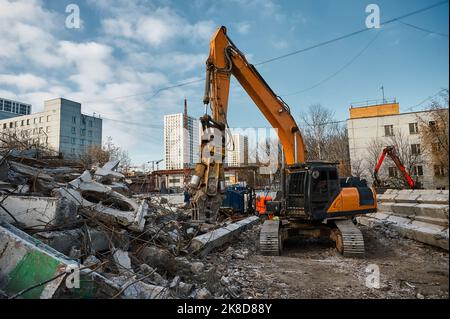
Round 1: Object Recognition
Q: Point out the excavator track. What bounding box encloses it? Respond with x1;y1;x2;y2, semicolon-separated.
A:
259;220;282;256
333;219;365;258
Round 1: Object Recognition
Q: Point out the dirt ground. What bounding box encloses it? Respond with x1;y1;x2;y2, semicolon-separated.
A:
204;224;449;299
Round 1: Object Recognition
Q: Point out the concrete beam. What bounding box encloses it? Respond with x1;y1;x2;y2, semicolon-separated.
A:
190;216;259;255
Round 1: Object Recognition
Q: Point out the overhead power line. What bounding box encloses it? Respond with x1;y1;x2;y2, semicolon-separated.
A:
81;0;448;106
255;0;448;66
283;29;383;97
405;88;449;111
397;20;449;37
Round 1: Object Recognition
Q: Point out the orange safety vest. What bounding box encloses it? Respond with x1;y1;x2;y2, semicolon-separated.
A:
256;195;272;214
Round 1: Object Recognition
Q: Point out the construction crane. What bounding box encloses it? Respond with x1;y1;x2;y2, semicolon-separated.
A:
147;159;164;172
188;26;377;257
373;146;416;189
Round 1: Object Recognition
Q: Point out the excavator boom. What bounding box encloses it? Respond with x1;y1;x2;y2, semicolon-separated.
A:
189;26;305;222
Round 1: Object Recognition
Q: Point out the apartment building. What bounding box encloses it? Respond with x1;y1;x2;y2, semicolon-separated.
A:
0;98;102;158
347;99;448;189
164;99;201;170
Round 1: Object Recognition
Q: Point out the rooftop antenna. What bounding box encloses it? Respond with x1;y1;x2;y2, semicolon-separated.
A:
380;85;385;103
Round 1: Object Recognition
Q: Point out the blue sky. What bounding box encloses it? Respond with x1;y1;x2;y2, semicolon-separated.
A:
0;0;448;167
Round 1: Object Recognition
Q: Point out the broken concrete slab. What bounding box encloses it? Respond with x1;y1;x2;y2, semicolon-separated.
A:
111;275;169;299
94;160;125;183
56;171;149;232
112;249;132;274
358;213;449;251
390;203;417;217
190;216;260;255
414;204;449;220
1;195;78;230
0;219;120;299
34;227;115;255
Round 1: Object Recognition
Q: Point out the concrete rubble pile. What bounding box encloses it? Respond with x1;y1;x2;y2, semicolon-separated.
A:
0;150;259;299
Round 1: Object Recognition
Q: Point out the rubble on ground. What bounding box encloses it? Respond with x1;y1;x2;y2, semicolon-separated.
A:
0;149;259;299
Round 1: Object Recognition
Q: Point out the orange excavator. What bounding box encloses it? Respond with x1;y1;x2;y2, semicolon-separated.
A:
373;146;417;189
188;26;377;257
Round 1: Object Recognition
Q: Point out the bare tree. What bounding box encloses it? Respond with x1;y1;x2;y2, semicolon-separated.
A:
416;89;449;172
365;130;420;188
299;104;351;176
80;136;131;172
0;128;59;157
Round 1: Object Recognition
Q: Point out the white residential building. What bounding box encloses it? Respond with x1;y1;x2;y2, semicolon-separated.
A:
164;100;201;170
0;98;102;158
225;133;248;167
347;100;448;189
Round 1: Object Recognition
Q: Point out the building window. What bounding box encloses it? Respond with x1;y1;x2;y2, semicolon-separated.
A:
26;119;30;125
412;165;423;176
71;148;75;154
409;122;418;134
47;115;51;122
434;165;446;177
89;121;93;127
429;121;436;129
9;122;13;128
71;137;76;144
21;120;24;126
2;124;6;129
71;127;76;134
39;116;43;123
80;128;85;136
384;125;394;136
411;144;421;155
80;139;84;145
33;118;37;124
388;167;397;178
46;126;51;133
71;116;76;124
33;128;37;135
88;130;92;137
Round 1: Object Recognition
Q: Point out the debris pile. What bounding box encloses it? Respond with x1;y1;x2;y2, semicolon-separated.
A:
0;150;259;299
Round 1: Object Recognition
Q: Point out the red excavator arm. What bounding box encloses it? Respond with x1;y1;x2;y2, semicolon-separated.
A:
373;146;416;189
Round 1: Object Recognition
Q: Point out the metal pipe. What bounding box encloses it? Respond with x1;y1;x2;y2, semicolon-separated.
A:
294;132;298;163
203;67;211;105
281;148;286;199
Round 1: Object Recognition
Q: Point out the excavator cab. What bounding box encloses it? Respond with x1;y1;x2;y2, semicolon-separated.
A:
273;162;374;221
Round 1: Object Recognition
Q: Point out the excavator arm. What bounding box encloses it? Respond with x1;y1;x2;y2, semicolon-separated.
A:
189;26;305;222
373;146;416;189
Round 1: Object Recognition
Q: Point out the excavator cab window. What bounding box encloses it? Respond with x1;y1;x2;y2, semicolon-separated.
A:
309;167;340;212
287;171;307;209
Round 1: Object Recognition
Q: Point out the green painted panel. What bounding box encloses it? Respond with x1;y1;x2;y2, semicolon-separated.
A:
6;250;60;299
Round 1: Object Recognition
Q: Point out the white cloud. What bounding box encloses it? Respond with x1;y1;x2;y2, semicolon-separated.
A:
0;0;64;68
58;41;113;92
100;5;215;47
0;73;48;91
237;22;251;34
